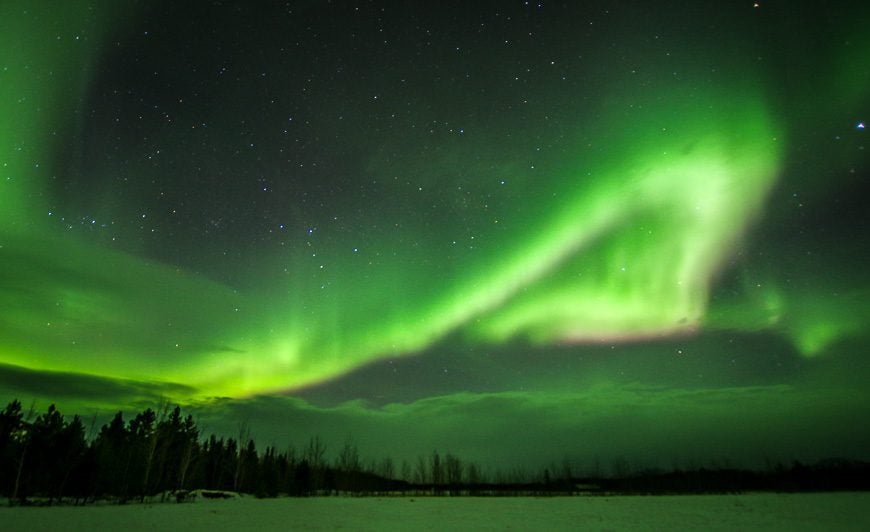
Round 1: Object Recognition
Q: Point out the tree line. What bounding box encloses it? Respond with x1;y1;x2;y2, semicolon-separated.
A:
0;399;498;504
1;399;868;505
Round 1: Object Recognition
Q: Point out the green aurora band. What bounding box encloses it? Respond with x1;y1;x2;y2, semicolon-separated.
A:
211;89;783;396
1;2;867;401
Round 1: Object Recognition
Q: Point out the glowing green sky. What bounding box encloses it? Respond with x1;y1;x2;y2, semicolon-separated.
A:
1;1;868;469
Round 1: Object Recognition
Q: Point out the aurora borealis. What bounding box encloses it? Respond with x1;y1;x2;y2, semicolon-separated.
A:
1;1;868;470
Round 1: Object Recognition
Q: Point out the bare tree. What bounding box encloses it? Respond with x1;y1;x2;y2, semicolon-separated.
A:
305;435;326;470
562;457;574;481
11;400;37;503
414;454;428;484
401;460;412;483
233;421;251;492
337;436;360;473
430;450;443;488
466;461;481;486
378;456;394;480
611;456;631;478
305;435;327;492
445;453;462;494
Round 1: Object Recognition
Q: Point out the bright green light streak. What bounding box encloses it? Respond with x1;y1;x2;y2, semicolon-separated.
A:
472;131;782;344
219;90;784;396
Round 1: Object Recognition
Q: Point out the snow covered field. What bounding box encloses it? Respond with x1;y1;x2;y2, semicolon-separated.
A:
2;492;868;531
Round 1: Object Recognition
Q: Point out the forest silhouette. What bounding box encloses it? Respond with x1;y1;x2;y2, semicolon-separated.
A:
1;400;867;505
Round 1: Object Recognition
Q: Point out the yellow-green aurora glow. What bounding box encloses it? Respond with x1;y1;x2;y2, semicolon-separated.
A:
1;0;868;410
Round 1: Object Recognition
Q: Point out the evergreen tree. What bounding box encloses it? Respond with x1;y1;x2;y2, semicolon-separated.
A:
260;446;280;497
223;438;239;492
26;404;65;501
201;435;226;490
0;400;24;497
127;408;157;499
93;412;130;498
238;439;260;494
56;415;89;502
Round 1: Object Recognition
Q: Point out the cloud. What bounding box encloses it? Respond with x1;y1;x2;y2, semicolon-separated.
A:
2;361;866;472
0;363;197;412
188;382;870;473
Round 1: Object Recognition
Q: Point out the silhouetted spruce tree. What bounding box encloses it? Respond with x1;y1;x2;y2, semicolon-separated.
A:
222;438;239;492
24;404;64;502
281;446;299;495
153;406;180;496
0;400;32;503
201;435;226;490
93;411;130;498
295;459;312;496
127;408;157;499
54;414;88;502
260;446;280;497
238;439;260;495
177;413;200;491
0;400;24;498
232;423;251;492
151;406;200;497
13;404;87;504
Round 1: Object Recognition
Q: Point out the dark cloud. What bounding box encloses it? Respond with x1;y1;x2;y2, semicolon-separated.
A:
0;363;197;411
190;382;870;473
294;330;809;406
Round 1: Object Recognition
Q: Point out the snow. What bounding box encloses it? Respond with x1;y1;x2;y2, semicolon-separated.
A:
2;493;868;531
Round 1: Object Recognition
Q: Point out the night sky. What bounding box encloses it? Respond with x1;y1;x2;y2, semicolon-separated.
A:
1;0;868;472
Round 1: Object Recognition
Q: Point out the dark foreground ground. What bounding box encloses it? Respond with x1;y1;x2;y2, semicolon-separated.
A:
2;492;869;531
